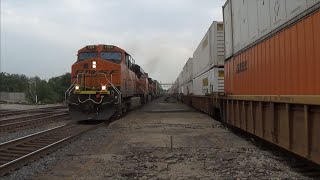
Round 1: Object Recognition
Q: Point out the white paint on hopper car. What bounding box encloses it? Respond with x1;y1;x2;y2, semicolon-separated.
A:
192;67;224;96
192;21;225;79
223;0;319;56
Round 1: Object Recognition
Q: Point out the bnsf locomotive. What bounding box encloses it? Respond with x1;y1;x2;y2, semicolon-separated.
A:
65;44;160;120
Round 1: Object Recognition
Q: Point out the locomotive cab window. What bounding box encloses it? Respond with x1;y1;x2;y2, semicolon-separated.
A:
100;52;122;64
78;52;98;61
125;54;129;65
125;54;133;68
128;56;132;68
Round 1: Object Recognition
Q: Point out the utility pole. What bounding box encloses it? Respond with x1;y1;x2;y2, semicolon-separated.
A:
29;78;37;104
35;80;37;104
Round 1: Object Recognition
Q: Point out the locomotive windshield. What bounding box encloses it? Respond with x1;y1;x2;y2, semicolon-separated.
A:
78;52;98;61
100;52;122;64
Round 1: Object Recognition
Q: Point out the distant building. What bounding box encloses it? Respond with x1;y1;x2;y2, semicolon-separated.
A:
0;92;27;103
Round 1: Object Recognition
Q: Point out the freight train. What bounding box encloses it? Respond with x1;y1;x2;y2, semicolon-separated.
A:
65;44;161;120
170;1;320;165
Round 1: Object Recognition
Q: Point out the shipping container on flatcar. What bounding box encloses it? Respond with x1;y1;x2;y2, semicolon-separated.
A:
181;58;193;95
183;58;193;84
224;0;320;59
192;67;224;96
193;21;225;79
224;0;320;95
183;81;193;95
222;0;320;165
178;71;184;94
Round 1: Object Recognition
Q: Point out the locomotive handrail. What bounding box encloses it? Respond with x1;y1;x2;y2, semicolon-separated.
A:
100;73;122;105
64;79;77;103
77;96;103;104
66;72;122;105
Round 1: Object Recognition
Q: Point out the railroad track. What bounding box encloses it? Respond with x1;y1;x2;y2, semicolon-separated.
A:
0;105;67;118
0;112;70;134
0;121;103;176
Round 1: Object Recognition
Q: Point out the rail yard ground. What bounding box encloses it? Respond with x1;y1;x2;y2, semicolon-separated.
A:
0;103;64;111
3;96;310;179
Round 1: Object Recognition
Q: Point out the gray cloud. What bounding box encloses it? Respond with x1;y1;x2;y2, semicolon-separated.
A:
1;0;225;82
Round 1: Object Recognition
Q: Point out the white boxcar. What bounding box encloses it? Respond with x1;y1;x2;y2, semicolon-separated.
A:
193;21;224;79
223;0;320;56
183;58;193;84
183;81;193;95
192;67;224;96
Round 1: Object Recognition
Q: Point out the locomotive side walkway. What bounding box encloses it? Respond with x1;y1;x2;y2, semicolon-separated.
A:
8;96;306;179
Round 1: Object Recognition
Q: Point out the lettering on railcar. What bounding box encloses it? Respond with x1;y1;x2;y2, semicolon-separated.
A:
73;70;118;78
236;61;247;73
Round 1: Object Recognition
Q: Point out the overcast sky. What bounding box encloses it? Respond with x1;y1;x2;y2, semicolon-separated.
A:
1;0;224;83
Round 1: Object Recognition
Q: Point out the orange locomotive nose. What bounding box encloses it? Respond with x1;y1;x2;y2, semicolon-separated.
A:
71;58;121;91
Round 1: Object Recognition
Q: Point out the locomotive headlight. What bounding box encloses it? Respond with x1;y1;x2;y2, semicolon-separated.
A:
75;85;80;90
92;61;97;69
101;85;106;91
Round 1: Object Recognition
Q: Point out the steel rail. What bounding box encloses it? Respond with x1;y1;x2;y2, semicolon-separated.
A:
0;113;70;133
0;106;67;118
0;122;102;176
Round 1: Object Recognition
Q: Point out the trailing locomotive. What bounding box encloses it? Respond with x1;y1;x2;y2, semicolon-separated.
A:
65;44;160;120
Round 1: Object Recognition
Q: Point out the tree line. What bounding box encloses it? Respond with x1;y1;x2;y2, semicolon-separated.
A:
0;72;71;104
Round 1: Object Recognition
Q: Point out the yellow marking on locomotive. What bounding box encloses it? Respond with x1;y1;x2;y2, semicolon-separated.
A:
74;91;110;95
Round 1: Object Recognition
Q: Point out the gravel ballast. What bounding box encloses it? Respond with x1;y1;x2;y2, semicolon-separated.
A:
2;96;311;179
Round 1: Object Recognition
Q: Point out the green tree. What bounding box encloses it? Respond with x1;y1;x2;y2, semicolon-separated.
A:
1;72;71;104
48;73;71;102
0;72;29;92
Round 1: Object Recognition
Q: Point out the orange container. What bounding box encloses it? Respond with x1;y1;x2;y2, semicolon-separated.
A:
225;10;320;95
